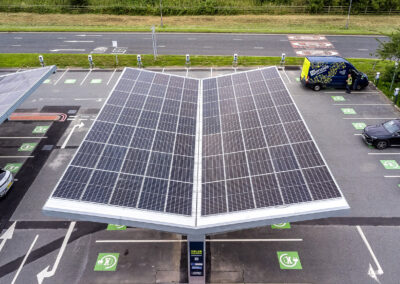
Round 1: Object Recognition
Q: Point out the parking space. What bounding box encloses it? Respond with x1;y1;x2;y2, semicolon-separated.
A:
0;67;398;283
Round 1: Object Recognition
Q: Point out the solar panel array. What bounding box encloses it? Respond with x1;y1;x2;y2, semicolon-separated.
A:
201;68;341;215
49;67;343;220
0;66;56;124
52;69;199;216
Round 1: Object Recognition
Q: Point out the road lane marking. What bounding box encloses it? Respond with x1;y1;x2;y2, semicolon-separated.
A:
80;70;92;86
357;48;369;51
50;49;85;52
343;117;396;120
233;38;243;41
11;234;39;284
64;40;94;43
368;152;400;155
324;91;379;94
334;104;391;106
61;122;84;149
54;68;69;85
11;45;21;47
107;69;117;85
254;46;264;49
282;69;291;83
0;156;34;158
0;137;47;139
96;238;303;243
384;175;400;177
356;226;384;275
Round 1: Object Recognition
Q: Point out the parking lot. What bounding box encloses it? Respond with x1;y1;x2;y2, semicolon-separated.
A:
0;67;399;283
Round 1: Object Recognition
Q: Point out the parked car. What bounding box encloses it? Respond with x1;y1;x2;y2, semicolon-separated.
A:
300;56;369;91
362;119;400;149
0;169;13;198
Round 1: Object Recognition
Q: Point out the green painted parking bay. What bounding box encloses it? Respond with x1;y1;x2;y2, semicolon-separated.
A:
4;163;23;174
332;96;345;102
18;143;37;152
341;108;356;115
64;79;76;84
380;160;400;170
271;223;291;229
277;251;302;270
94;253;119;271
32;125;50;134
352;122;366;130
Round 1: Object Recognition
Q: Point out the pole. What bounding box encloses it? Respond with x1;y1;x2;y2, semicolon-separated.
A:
345;0;353;29
152;26;158;60
160;0;163;28
390;62;398;91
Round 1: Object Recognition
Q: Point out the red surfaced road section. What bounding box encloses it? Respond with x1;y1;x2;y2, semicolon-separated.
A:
9;113;67;122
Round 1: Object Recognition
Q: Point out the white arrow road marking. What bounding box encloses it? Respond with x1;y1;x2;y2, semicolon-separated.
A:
0;221;16;252
12;234;39;284
368;263;381;283
50;49;85;52
37;222;76;284
356;226;384;276
61;122;84;149
64;40;94;43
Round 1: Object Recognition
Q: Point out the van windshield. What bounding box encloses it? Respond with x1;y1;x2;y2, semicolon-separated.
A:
0;170;6;180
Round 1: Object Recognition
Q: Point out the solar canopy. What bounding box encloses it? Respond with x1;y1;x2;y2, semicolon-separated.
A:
0;66;56;124
44;67;349;235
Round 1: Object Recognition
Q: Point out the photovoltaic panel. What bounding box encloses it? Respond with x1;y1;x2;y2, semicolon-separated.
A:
0;66;56;124
45;66;348;235
50;68;198;218
201;67;343;217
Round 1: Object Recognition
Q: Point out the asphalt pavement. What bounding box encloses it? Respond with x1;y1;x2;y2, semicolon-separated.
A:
0;32;388;58
0;68;398;283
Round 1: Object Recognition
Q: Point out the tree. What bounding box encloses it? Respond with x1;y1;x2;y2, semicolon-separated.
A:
376;29;400;61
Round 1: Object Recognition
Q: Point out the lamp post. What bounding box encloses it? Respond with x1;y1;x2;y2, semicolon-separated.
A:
160;0;163;28
390;61;399;91
345;0;353;29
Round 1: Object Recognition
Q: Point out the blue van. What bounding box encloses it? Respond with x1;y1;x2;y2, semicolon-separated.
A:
300;56;369;91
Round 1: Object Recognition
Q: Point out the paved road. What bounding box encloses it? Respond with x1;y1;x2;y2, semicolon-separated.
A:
0;32;388;58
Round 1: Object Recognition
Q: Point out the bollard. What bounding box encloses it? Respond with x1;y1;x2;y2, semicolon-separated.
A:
38;55;45;67
394;88;400;105
185;54;191;68
375;72;380;87
88;55;94;69
280;53;286;67
233;53;238;68
137;54;142;68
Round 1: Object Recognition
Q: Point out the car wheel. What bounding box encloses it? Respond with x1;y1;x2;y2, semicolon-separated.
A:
375;140;388;150
313;84;321;91
356;84;362;91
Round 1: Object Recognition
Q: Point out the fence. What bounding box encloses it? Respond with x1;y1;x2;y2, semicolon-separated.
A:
0;5;399;15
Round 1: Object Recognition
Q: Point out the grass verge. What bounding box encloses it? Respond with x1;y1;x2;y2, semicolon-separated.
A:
0;53;398;105
0;13;398;35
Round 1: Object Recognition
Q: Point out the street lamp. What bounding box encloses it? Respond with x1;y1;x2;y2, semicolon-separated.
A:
160;0;163;28
345;0;353;29
390;61;399;91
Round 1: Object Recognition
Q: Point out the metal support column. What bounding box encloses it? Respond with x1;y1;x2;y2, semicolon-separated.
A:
187;234;206;284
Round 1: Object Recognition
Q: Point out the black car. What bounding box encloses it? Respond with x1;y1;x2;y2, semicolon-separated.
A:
362;119;400;149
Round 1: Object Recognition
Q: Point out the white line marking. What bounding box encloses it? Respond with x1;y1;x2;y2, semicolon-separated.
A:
74;98;103;101
282;69;291;83
11;234;38;284
158;45;166;48
0;137;47;139
210;67;213;77
203;46;212;49
357;48;369;51
354;133;362;136
107;69;117;85
188;38;197;40
356;226;384;275
11;45;21;47
61;122;84;149
54;68;69;85
50;49;85;52
37;222;75;284
334;104;391;106
233;38;243;41
76;34;102;37
96;238;303;243
384;175;400;178
324;91;379;94
0;221;16;252
80;70;92;86
186;68;189;77
254;47;264;49
0;156;34;158
64;40;94;43
368;152;400;155
343;118;396;120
